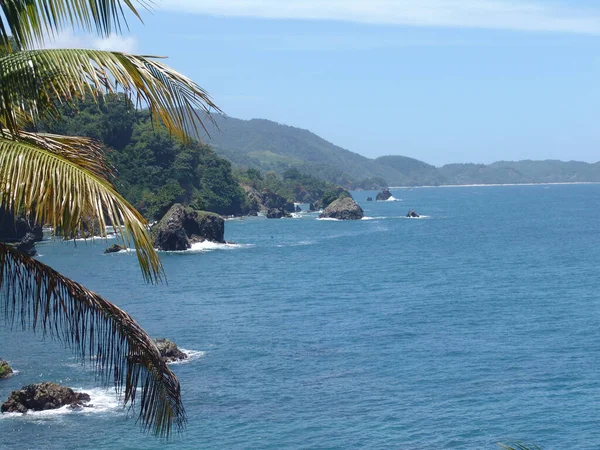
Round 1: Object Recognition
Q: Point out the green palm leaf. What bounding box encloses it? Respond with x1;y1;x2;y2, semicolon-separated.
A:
0;48;220;139
0;242;184;436
0;135;163;283
0;0;147;49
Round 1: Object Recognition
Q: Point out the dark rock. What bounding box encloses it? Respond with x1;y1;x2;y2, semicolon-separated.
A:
261;190;294;212
308;203;316;212
366;197;373;201
1;382;90;413
295;205;302;212
154;338;188;363
104;244;127;254
319;197;364;220
16;232;37;256
376;188;392;201
266;208;291;219
0;208;43;243
0;360;13;379
151;204;224;251
406;210;420;218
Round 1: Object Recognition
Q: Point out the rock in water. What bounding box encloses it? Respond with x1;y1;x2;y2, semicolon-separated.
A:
0;360;13;379
366;197;373;201
1;382;90;413
295;205;302;212
266;208;291;219
319;197;364;220
154;338;188;363
104;244;127;254
151;204;225;251
16;232;37;256
406;210;420;218
375;188;392;201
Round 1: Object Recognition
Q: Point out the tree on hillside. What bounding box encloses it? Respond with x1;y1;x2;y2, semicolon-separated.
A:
0;0;220;436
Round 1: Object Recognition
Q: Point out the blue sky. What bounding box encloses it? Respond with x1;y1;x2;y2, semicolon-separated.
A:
52;1;600;166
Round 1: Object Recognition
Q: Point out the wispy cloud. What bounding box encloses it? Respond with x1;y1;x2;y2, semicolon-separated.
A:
40;31;138;52
162;0;600;35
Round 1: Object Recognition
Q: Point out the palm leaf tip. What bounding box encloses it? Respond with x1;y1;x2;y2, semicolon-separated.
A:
0;243;183;435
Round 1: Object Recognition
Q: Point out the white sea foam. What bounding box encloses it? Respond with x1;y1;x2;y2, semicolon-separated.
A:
361;216;386;221
317;217;340;221
0;387;121;421
386;196;402;202
183;241;253;253
72;234;118;242
168;349;206;365
290;213;302;219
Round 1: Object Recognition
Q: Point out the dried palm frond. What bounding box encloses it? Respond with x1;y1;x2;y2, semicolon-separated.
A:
498;440;542;450
0;48;220;141
0;242;184;436
0;135;162;283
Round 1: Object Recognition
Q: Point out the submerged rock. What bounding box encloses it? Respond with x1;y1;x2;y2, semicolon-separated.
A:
154;338;188;363
104;244;127;254
151;204;225;251
319;197;364;220
366;197;373;202
0;360;13;379
1;382;90;413
375;188;392;201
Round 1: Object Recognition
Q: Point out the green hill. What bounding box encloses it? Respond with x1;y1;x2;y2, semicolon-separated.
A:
196;115;600;187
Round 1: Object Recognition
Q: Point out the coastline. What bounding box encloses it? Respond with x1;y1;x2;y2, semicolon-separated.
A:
388;181;600;189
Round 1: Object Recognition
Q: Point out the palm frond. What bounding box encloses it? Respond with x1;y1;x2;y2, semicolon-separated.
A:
6;130;117;181
0;242;184;436
0;135;162;283
0;48;220;141
0;0;149;49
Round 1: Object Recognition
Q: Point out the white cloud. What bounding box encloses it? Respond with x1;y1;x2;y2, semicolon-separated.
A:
39;31;138;53
161;0;600;35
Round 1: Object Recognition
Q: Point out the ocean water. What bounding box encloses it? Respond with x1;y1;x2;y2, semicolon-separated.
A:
2;184;600;449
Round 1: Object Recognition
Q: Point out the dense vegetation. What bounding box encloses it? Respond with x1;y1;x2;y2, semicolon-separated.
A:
46;96;248;219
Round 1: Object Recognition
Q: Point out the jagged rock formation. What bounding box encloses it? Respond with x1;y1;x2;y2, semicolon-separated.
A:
376;188;392;201
406;210;420;218
154;338;188;363
151;204;225;251
16;232;37;256
1;383;91;413
319;197;364;220
104;244;127;254
0;208;43;243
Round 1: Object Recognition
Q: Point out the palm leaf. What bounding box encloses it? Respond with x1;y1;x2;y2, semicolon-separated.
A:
0;242;184;436
7;130;117;181
0;48;220;141
0;135;163;283
0;0;148;49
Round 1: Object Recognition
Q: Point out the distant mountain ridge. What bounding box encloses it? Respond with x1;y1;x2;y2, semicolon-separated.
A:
196;115;600;186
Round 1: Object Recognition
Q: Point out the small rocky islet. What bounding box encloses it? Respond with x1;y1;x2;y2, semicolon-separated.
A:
1;382;91;413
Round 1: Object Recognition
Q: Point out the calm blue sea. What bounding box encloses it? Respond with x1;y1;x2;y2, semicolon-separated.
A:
2;184;600;449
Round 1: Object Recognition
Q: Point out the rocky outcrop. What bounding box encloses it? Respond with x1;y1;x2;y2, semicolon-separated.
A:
406;210;420;218
261;190;294;213
366;197;373;201
295;205;302;212
376;188;392;201
0;360;13;379
1;383;91;413
319;197;364;220
266;208;291;219
151;204;225;251
308;203;316;212
16;232;37;256
104;244;127;254
0;208;43;243
154;338;188;363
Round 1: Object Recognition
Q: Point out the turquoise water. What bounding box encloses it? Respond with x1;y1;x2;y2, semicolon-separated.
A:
2;184;600;449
